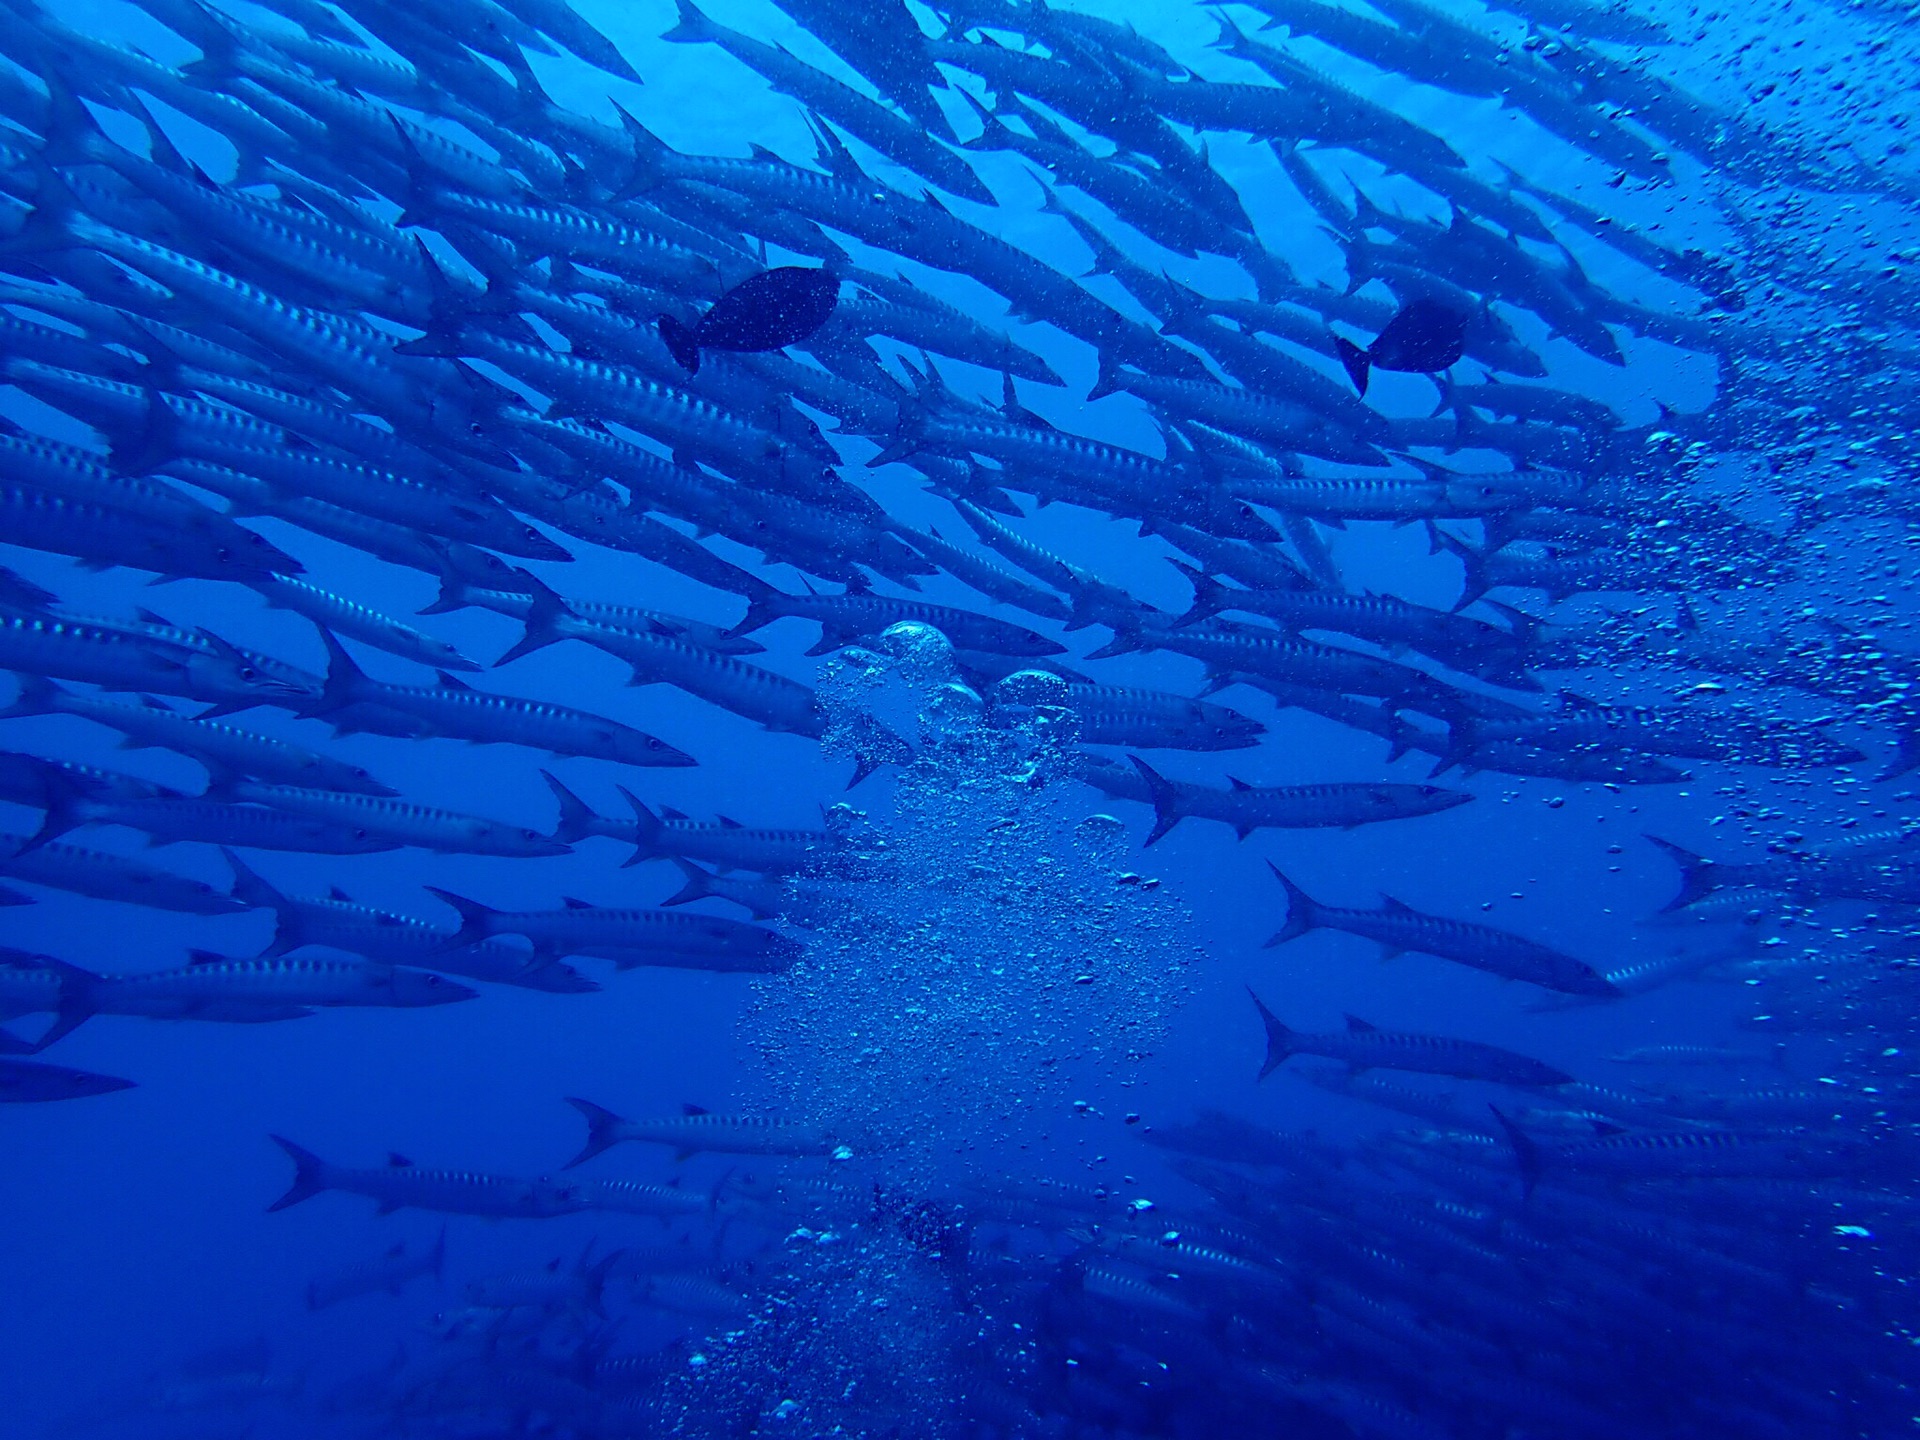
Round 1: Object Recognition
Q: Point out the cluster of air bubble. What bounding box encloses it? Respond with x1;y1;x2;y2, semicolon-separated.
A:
683;624;1196;1437
751;621;1199;1171
655;1222;969;1440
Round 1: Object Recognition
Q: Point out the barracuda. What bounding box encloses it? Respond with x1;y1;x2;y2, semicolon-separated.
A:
0;832;247;916
268;1140;583;1218
153;448;568;562
544;774;823;873
393;324;819;477
48;953;476;1023
564;1097;837;1166
1124;757;1472;845
889;522;1073;622
306;1231;446;1311
305;628;695;767
1265;867;1619;997
1248;990;1575;1087
30;786;406;856
0;479;289;584
0;676;394;796
663;2;992;204
172;462;527;593
425;887;801;969
22;211;452;417
245;576;479;674
730;575;1062;659
218;780;569;859
1120;622;1464;719
222;850;593;993
0;611;289;704
1171;564;1532;684
423;574;763;656
396;180;720;289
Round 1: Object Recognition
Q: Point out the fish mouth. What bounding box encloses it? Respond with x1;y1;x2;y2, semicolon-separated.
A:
252;678;322;700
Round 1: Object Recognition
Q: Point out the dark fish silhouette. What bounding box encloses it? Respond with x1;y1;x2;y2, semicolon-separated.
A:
657;267;841;374
0;1056;136;1102
1336;298;1471;396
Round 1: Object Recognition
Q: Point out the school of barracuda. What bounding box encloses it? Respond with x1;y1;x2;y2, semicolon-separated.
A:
0;0;1917;1433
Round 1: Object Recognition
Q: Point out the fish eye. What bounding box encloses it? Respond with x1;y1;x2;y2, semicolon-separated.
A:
353;828;369;839
522;828;540;840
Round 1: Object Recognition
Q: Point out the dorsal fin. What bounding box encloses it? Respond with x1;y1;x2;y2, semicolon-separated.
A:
1559;690;1601;712
328;885;352;902
682;1102;709;1117
717;815;743;829
1228;776;1251;791
186;949;228;967
1591;1120;1628;1137
1344;1014;1378;1033
388;1153;414;1168
1378;895;1415;913
659;806;688;821
437;671;474;691
562;896;594;910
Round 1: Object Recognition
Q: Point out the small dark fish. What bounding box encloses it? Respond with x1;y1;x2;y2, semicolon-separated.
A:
0;1057;136;1102
1336;298;1470;396
657;266;840;374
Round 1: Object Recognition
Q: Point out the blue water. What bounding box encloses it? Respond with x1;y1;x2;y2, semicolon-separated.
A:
0;0;1916;1435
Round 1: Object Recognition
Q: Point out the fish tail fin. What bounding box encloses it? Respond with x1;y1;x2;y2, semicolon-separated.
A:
0;672;59;718
219;846;288;914
1335;336;1370;396
1384;714;1418;764
1166;559;1222;627
1643;835;1718;911
415;568;479;617
866;389;928;469
302;625;368;719
614;787;664;867
722;579;779;640
660;0;713;43
34;70;114;173
175;4;246;83
541;770;605;846
1488;1106;1541;1199
655;314;700;373
0;152;83;260
660;859;716;907
610;99;669;198
495;577;574;666
1431;528;1488;610
19;760;91;852
422;886;499;949
1245;987;1294;1080
1262;864;1321;946
1127;755;1182;847
563;1097;627;1169
582;1247;623;1317
267;1135;332;1212
27;955;101;1051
